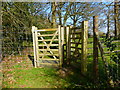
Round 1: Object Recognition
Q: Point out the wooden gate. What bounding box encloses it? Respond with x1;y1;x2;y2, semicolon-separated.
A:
32;26;64;67
66;21;88;74
32;21;88;71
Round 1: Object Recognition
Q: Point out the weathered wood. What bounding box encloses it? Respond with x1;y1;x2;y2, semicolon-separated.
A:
37;28;57;31
39;54;59;56
38;44;59;46
38;39;58;41
66;26;71;65
37;34;58;37
61;26;64;66
35;27;39;67
81;21;88;75
38;49;58;51
58;25;62;67
93;16;99;83
39;30;58;60
40;59;59;60
32;26;37;68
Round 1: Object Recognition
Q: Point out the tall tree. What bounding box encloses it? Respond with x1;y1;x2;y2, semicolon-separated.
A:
114;0;120;37
51;2;57;28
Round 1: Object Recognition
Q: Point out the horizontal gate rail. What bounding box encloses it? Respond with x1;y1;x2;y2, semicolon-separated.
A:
38;39;58;41
38;49;58;51
37;34;58;37
36;28;57;31
39;58;59;61
39;54;59;56
38;44;59;46
32;26;64;67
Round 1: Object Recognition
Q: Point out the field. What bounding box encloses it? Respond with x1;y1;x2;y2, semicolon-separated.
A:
1;37;120;88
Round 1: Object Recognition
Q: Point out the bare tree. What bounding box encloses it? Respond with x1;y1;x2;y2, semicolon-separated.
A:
114;0;120;37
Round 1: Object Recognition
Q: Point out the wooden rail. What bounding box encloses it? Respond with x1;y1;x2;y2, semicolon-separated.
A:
32;26;61;67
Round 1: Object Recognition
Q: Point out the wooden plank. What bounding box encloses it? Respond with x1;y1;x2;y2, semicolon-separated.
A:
39;54;59;56
38;39;58;41
40;59;59;60
38;49;58;51
93;16;99;83
32;26;37;68
37;28;57;31
34;27;39;67
38;44;59;46
42;30;59;60
61;26;64;66
37;32;57;59
37;34;58;37
58;25;62;67
81;21;88;75
66;26;71;65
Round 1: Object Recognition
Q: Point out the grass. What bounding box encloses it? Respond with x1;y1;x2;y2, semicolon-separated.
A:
2;56;98;88
2;37;120;88
2;58;70;88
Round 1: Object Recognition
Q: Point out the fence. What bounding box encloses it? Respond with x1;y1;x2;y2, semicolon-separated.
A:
32;21;88;74
93;16;120;87
2;16;120;87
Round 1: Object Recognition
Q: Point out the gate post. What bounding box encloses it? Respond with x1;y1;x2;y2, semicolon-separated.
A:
32;26;37;68
58;25;62;67
93;16;99;83
61;26;65;67
34;27;39;67
81;21;88;75
66;26;71;65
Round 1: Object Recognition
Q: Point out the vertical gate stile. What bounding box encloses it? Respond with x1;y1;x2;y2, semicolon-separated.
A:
81;21;88;75
35;27;39;67
32;26;37;68
70;26;73;61
66;26;71;65
58;25;62;67
61;26;64;67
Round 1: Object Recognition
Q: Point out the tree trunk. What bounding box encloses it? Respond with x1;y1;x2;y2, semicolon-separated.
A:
114;1;119;37
0;1;2;62
51;2;57;28
106;7;110;39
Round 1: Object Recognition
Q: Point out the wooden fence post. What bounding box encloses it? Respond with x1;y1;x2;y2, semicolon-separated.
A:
81;21;88;75
35;27;39;67
93;16;99;83
58;25;62;67
61;26;64;67
66;26;71;65
32;26;37;68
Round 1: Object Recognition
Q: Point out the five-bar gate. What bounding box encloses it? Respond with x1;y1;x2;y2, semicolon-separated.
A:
32;26;64;67
32;21;88;73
